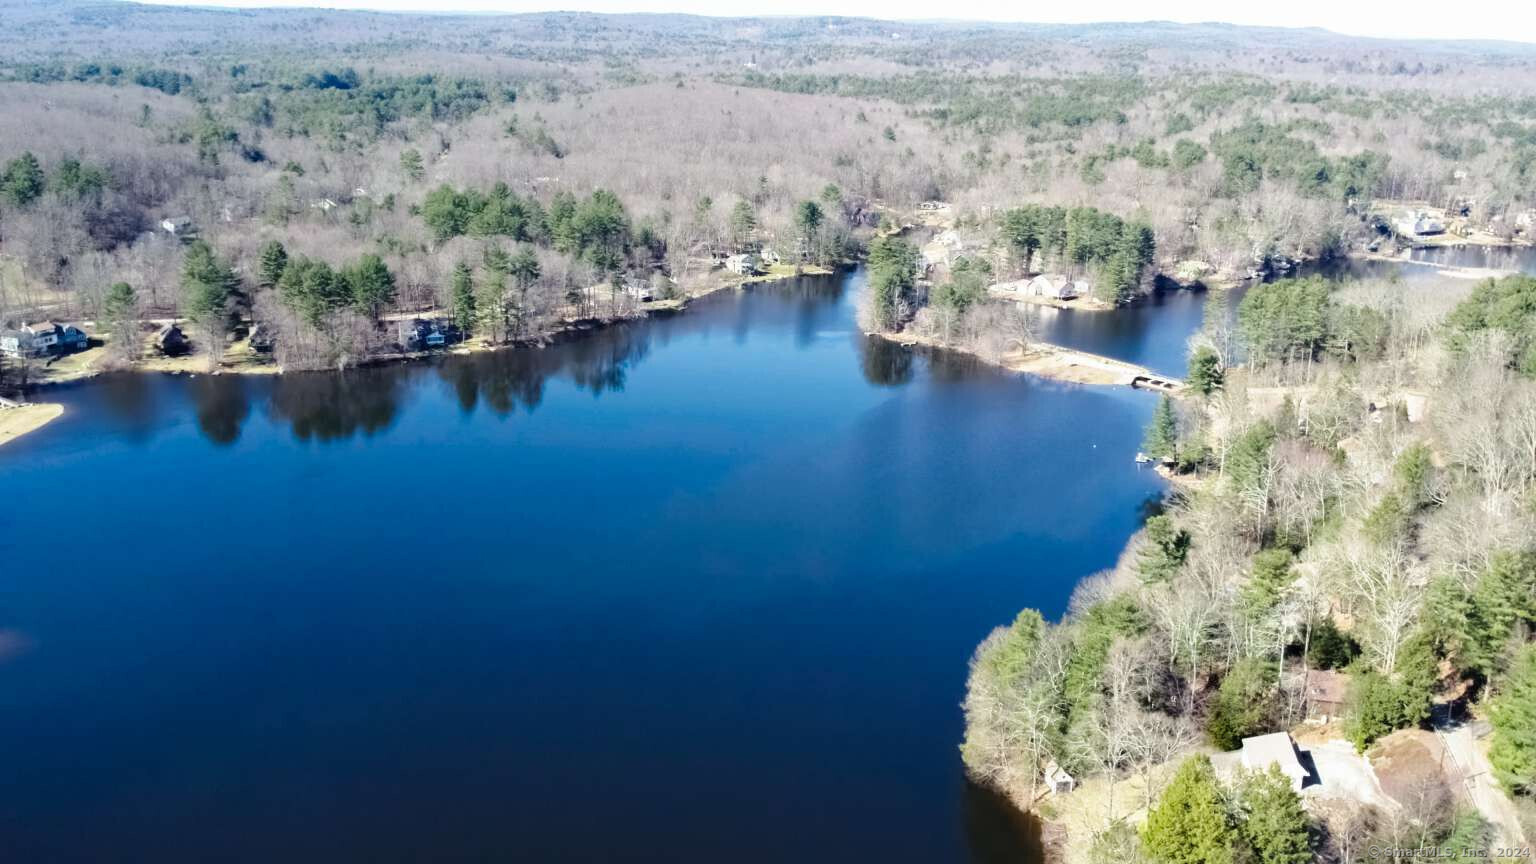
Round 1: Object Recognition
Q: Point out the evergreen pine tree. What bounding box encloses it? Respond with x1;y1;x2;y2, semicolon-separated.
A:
1491;644;1536;794
1188;346;1223;395
1237;766;1311;864
1143;755;1237;864
103;282;139;360
729;200;757;251
1143;395;1179;462
1;152;45;207
400;148;424;182
347;254;395;321
258;240;288;289
451;262;477;337
1137;514;1190;584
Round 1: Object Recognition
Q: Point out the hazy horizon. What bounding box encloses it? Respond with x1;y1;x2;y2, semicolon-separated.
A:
132;0;1536;44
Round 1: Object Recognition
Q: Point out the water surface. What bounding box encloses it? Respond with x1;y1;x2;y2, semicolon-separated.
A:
1034;245;1536;376
0;270;1164;863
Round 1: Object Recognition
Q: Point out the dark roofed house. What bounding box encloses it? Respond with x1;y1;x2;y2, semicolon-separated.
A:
249;323;275;354
398;319;457;351
155;324;189;357
58;324;89;353
1305;669;1351;722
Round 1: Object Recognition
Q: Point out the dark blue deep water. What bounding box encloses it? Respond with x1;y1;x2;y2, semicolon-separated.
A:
0;270;1169;862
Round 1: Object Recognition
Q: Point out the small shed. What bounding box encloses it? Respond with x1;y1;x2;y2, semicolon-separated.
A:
1305;669;1351;721
1043;760;1075;795
1240;732;1309;791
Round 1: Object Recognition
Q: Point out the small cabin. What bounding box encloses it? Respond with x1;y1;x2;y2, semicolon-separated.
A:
1043;760;1075;796
1240;733;1309;791
155;324;189;357
248;323;275;354
1304;669;1351;722
399;319;456;350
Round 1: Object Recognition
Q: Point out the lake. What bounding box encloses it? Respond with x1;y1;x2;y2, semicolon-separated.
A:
0;268;1168;863
7;245;1527;863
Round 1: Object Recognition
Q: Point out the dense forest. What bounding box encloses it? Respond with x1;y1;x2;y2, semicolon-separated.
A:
5;0;1536;377
962;272;1536;860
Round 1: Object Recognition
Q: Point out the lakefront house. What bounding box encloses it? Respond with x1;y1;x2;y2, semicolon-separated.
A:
0;321;90;359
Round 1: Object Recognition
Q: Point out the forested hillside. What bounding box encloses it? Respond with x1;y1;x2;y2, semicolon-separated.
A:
962;272;1536;860
5;0;1536;376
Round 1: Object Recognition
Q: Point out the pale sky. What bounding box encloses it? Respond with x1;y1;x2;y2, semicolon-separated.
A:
139;0;1536;44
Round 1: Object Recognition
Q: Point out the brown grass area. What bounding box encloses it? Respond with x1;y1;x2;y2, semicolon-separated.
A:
1370;729;1454;809
1037;765;1181;864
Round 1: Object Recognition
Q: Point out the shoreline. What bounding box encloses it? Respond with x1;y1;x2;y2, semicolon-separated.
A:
0;402;64;449
12;264;837;393
874;330;1183;391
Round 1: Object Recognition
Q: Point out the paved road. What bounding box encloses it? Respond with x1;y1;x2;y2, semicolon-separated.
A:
1437;722;1527;848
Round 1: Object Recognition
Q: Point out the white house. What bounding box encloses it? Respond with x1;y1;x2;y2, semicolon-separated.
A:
1043;760;1075;795
725;253;760;276
1394;210;1445;237
1240;732;1310;791
160;216;195;235
622;275;654;302
0;321;88;359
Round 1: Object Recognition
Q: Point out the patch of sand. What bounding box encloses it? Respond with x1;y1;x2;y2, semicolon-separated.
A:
0;402;63;449
879;330;1182;389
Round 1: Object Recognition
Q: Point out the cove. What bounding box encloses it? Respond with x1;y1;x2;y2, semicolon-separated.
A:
0;268;1170;862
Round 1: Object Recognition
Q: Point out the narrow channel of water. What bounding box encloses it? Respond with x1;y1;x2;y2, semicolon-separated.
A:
1032;245;1536;377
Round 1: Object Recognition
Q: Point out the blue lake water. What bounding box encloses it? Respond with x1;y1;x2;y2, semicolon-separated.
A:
0;269;1171;863
6;243;1535;861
